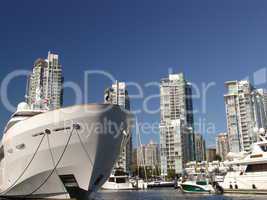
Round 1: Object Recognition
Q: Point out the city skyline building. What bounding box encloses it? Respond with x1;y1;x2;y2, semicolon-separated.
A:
195;133;206;162
132;148;138;170
206;148;217;162
136;140;160;168
224;80;267;153
26;51;63;110
252;89;267;134
104;81;132;173
260;89;267;117
160;73;195;176
216;132;230;161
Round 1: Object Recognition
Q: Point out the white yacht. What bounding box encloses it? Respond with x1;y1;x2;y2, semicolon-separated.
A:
102;174;134;190
102;173;147;190
0;102;131;200
218;135;267;194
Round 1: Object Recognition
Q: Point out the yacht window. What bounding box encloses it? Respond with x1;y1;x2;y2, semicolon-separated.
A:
116;178;126;183
0;146;4;161
245;164;267;172
4;111;42;133
109;178;115;182
13;112;41;117
4;120;20;133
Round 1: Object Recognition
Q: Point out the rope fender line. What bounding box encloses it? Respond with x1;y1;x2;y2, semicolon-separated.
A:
26;125;76;196
75;129;94;168
46;130;69;199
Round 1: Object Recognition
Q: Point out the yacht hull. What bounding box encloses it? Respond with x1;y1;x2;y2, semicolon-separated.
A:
218;171;267;194
101;182;135;190
0;104;130;199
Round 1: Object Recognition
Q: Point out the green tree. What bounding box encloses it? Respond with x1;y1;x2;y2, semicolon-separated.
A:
215;154;222;161
167;169;176;180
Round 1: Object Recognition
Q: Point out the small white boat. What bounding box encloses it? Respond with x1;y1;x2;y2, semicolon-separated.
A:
102;174;147;190
180;173;215;194
102;174;134;190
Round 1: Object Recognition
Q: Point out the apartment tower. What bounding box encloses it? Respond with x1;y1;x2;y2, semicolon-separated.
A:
104;81;132;173
224;80;267;153
160;73;195;176
26;51;63;110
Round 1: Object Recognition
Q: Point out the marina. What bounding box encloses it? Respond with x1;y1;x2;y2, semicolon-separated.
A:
0;52;266;200
2;0;267;199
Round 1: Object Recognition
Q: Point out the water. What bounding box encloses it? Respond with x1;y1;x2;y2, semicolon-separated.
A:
95;189;267;200
0;190;264;200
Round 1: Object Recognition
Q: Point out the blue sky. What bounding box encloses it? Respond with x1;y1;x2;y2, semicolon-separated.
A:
1;0;267;147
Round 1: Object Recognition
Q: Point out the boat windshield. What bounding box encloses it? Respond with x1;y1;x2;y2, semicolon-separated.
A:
116;177;127;184
188;174;207;181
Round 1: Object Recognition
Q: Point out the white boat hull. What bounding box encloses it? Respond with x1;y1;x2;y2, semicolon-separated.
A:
102;182;134;190
180;181;215;194
147;181;174;188
102;179;147;190
218;171;267;194
0;104;130;199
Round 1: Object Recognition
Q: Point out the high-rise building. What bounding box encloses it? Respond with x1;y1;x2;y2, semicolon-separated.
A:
26;51;63;110
206;148;216;162
160;73;195;176
216;132;229;161
224;80;267;153
137;140;160;168
195;133;206;162
104;81;132;173
252;89;267;133
132;148;138;169
260;89;267;116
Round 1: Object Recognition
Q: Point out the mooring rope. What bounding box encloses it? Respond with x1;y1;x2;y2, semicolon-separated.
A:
75;128;94;168
46;131;69;199
26;126;75;196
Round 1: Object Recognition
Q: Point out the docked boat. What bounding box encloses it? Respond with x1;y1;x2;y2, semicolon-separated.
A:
217;136;267;194
130;178;147;190
102;174;134;190
0;102;131;200
102;173;147;190
180;173;215;194
147;180;175;188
